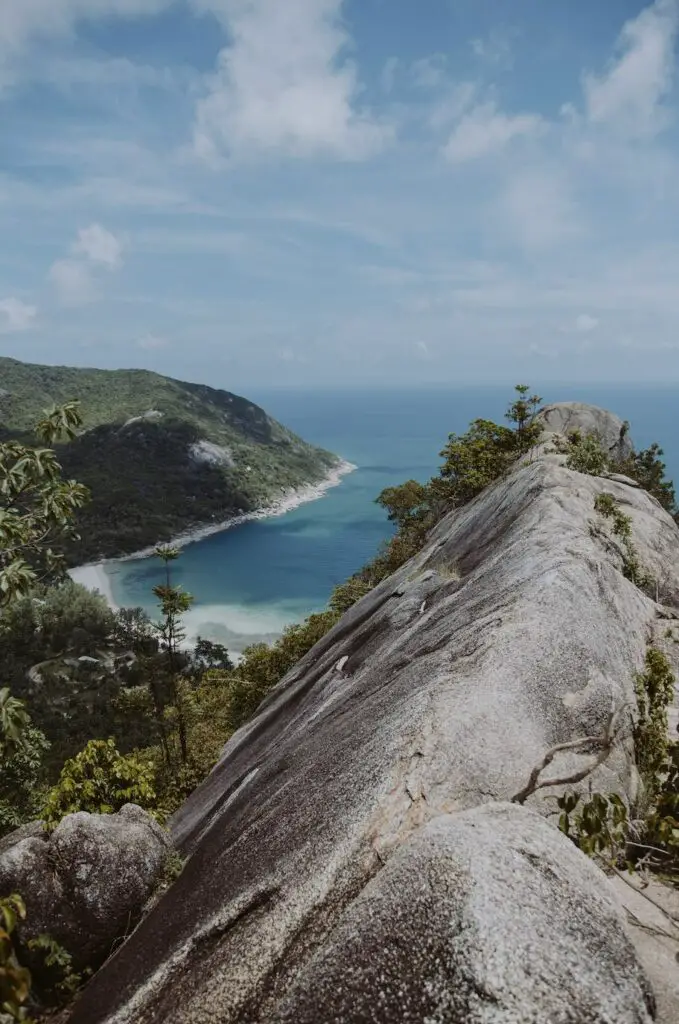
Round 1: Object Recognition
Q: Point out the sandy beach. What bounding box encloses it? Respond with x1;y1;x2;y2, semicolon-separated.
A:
68;459;356;611
68;562;119;610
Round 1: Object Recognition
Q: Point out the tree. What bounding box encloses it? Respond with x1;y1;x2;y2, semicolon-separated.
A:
0;723;50;838
376;480;432;533
620;443;677;515
0;404;89;604
192;637;233;673
373;385;545;586
0;688;31;760
505;384;543;451
152;546;194;765
0;690;49;838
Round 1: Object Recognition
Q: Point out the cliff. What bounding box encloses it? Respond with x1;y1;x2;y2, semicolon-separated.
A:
0;356;340;562
67;404;679;1023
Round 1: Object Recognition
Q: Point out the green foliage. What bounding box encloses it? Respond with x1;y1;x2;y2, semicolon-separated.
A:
328;576;373;615
149;546;194;767
227;610;340;731
557;791;629;859
0;582;157;777
644;739;679;870
0;404;88;604
436;416;528;505
42;739;158;829
0;690;31;762
0;724;49;840
556;649;678;876
26;935;86;1006
366;385;544;586
593;492;653;590
634;648;675;801
557;430;611;476
376;480;432;533
0;894;32;1023
0;684;49;838
191;637;233;672
505;385;543;447
620;442;678;515
0;355;338;564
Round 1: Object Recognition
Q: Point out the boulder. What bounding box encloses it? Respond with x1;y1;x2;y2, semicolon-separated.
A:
536;400;633;459
67;421;679;1022
271;804;655;1023
0;804;170;972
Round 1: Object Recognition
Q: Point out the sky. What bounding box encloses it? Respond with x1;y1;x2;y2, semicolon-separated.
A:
2;0;679;388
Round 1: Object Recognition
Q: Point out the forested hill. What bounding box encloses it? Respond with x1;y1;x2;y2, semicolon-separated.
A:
0;356;340;563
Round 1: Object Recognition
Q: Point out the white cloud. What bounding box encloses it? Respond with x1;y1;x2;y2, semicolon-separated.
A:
0;0;171;51
470;31;515;69
137;333;168;350
192;0;391;163
575;313;599;333
49;223;124;304
443;101;543;163
49;258;96;306
498;167;583;250
411;55;448;90
583;0;679;136
380;57;399;95
74;223;123;268
0;296;37;332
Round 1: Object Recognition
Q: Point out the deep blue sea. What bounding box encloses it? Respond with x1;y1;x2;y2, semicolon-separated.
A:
105;386;679;655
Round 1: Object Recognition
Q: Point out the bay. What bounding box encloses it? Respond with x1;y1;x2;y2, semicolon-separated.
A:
104;385;679;656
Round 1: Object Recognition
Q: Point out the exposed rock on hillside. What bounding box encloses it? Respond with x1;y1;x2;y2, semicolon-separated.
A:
67;405;679;1023
537;400;633;460
0;804;169;974
270;804;654;1023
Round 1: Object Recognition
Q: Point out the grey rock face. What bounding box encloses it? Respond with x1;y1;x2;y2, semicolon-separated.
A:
0;804;169;971
67;434;679;1023
536;400;633;459
272;804;654;1024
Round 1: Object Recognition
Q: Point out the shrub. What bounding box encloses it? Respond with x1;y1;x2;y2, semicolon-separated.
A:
620;442;677;515
557;430;610;476
634;648;675;802
0;404;88;605
0;894;32;1023
593;492;653;591
42;739;158;829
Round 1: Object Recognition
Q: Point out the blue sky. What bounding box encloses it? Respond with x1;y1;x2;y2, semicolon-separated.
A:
1;0;679;388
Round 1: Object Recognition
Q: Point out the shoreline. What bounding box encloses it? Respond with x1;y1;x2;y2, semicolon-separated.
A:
68;458;356;609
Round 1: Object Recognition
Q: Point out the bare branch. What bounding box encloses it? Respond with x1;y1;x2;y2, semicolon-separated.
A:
511;706;625;805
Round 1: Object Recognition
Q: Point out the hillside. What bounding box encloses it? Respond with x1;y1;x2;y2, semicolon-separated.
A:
64;403;679;1023
0;357;341;563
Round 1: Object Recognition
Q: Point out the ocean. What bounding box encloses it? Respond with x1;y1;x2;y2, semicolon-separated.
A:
103;385;679;656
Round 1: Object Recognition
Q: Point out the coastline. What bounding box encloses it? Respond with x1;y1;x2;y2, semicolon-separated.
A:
68;458;356;610
68;562;120;611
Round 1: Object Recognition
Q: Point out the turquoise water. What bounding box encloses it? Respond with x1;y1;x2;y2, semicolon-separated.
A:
105;386;679;655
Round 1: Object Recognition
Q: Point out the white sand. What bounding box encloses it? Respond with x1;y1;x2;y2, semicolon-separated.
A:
68;563;119;611
68;459;356;612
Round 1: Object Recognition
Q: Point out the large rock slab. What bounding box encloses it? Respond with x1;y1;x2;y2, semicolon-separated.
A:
270;803;655;1023
0;804;170;972
67;429;679;1022
536;400;633;459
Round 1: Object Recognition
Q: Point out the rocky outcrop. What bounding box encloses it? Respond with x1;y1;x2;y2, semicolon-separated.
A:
0;804;170;973
67;405;679;1023
537;400;633;460
270;804;654;1023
